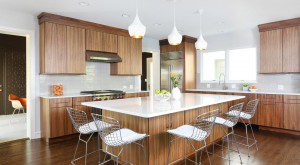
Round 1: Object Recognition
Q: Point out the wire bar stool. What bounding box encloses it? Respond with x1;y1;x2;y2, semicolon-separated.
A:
92;113;149;165
208;103;244;164
227;99;259;157
67;108;110;165
166;109;219;165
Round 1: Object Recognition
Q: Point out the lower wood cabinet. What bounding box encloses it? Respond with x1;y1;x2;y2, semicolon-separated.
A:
124;92;149;98
283;95;300;131
40;96;92;142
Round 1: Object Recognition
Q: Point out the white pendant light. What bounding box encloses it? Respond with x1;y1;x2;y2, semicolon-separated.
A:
195;10;207;50
128;0;146;38
168;0;182;45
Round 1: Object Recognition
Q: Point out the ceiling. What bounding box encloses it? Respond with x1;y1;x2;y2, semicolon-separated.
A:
2;0;300;39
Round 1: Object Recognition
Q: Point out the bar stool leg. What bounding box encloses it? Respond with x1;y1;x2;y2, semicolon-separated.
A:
184;139;187;165
231;127;242;163
72;134;81;165
204;140;212;165
248;119;258;151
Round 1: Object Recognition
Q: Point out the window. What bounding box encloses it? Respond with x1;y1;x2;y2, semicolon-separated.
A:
201;48;257;83
228;48;256;82
201;51;225;81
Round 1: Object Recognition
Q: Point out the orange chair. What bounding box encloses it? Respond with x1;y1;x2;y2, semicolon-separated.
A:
8;94;26;114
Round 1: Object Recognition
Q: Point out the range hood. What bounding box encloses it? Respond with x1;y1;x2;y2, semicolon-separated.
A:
86;50;122;63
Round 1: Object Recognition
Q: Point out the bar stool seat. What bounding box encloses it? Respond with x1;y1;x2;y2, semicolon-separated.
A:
167;125;207;141
227;110;252;119
214;117;235;127
78;121;112;134
104;128;147;147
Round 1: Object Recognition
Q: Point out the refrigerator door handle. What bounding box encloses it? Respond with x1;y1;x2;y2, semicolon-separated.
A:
168;65;172;92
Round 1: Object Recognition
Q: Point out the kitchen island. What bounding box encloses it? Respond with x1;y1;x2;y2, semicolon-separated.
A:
82;93;245;165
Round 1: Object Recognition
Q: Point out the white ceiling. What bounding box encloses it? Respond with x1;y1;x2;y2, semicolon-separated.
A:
2;0;300;39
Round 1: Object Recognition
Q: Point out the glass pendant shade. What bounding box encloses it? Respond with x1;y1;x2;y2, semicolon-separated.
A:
128;14;146;38
195;34;207;50
168;26;182;45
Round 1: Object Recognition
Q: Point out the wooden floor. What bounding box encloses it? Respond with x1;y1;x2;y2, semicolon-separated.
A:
0;126;299;165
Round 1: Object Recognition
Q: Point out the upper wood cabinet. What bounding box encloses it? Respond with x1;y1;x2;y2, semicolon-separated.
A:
258;18;300;73
259;29;283;73
111;36;142;75
283;26;300;72
86;30;118;53
40;22;86;74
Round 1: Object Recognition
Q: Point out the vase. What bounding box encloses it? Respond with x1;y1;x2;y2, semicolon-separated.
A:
242;87;249;91
172;87;181;100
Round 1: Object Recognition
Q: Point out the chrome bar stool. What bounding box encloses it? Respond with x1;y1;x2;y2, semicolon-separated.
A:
211;103;244;164
166;109;219;165
92;113;149;165
67;108;111;165
228;99;259;156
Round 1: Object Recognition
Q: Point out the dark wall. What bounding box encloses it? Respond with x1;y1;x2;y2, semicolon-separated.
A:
0;33;26;115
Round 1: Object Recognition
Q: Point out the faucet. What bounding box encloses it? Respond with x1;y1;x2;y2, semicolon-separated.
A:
218;73;227;90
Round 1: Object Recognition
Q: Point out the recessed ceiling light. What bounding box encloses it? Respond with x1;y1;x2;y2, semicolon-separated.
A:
153;23;162;27
122;13;130;18
79;2;89;6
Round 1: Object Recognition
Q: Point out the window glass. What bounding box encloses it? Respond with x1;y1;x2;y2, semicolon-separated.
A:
202;51;225;81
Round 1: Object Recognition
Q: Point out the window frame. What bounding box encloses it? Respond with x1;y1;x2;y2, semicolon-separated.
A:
200;47;257;84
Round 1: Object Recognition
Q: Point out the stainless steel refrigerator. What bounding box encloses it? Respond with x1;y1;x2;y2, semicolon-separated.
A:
160;51;183;92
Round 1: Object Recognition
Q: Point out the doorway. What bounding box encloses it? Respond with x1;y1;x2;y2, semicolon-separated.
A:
141;52;153;91
0;33;27;143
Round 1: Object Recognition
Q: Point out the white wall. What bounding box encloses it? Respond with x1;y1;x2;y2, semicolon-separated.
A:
142;37;160;90
197;28;300;92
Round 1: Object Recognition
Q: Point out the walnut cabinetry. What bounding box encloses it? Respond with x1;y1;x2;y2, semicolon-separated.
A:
283;95;300;131
111;36;142;75
124;92;149;98
40;22;86;74
258;18;300;73
86;30;118;53
40;96;92;142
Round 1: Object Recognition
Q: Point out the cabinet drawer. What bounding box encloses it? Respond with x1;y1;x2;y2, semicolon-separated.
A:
72;96;93;106
284;95;300;103
49;98;72;108
259;94;283;103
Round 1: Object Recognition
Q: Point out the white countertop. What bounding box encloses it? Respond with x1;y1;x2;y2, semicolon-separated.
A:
82;93;245;118
40;91;149;99
187;89;300;96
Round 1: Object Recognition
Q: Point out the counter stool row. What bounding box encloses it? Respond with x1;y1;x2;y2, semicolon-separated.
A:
66;99;259;165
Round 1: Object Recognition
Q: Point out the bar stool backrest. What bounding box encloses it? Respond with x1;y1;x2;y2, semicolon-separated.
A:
226;103;244;126
191;109;219;140
245;99;259;118
92;113;123;146
67;107;92;134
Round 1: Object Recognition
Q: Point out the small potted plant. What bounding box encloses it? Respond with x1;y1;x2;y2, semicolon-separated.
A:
242;82;249;91
170;72;182;99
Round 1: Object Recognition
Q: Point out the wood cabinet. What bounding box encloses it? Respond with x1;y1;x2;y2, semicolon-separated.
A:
124;92;149;98
255;94;284;128
40;22;86;74
259;29;283;73
111;36;142;75
258;18;300;73
283;95;300;131
40;96;92;142
86;30;118;53
283;26;300;72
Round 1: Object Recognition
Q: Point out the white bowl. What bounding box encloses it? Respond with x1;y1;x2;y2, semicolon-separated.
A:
154;94;171;101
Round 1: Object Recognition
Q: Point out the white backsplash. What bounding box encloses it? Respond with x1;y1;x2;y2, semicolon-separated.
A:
39;62;141;95
196;73;300;93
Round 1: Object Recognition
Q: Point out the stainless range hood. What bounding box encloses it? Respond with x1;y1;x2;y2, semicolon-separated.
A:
86;50;122;63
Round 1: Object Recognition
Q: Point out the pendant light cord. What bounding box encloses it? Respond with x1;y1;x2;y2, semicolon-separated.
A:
199;10;203;34
136;0;138;15
173;1;176;27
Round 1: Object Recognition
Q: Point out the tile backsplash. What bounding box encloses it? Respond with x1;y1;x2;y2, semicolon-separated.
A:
39;62;141;95
196;73;300;92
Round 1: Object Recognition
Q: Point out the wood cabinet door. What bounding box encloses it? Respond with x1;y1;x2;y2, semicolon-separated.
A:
86;30;118;53
130;38;142;75
111;36;132;75
258;102;284;128
283;26;300;73
66;26;86;74
72;96;93;119
50;107;68;138
44;22;67;74
284;103;300;131
260;29;283;73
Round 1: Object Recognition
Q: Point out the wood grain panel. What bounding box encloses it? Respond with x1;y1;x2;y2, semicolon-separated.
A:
283;103;300;131
260;29;283;73
183;42;196;92
258;17;300;32
111;36;131;75
44;22;67;74
102;32;118;53
131;38;142;75
257;101;284;128
66;26;86;74
86;30;118;53
283;26;300;73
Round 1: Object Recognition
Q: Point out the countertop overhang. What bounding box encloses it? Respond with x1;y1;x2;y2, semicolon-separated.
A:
82;93;245;118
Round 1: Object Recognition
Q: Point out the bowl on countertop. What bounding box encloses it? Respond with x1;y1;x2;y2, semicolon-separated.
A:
154;93;171;101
